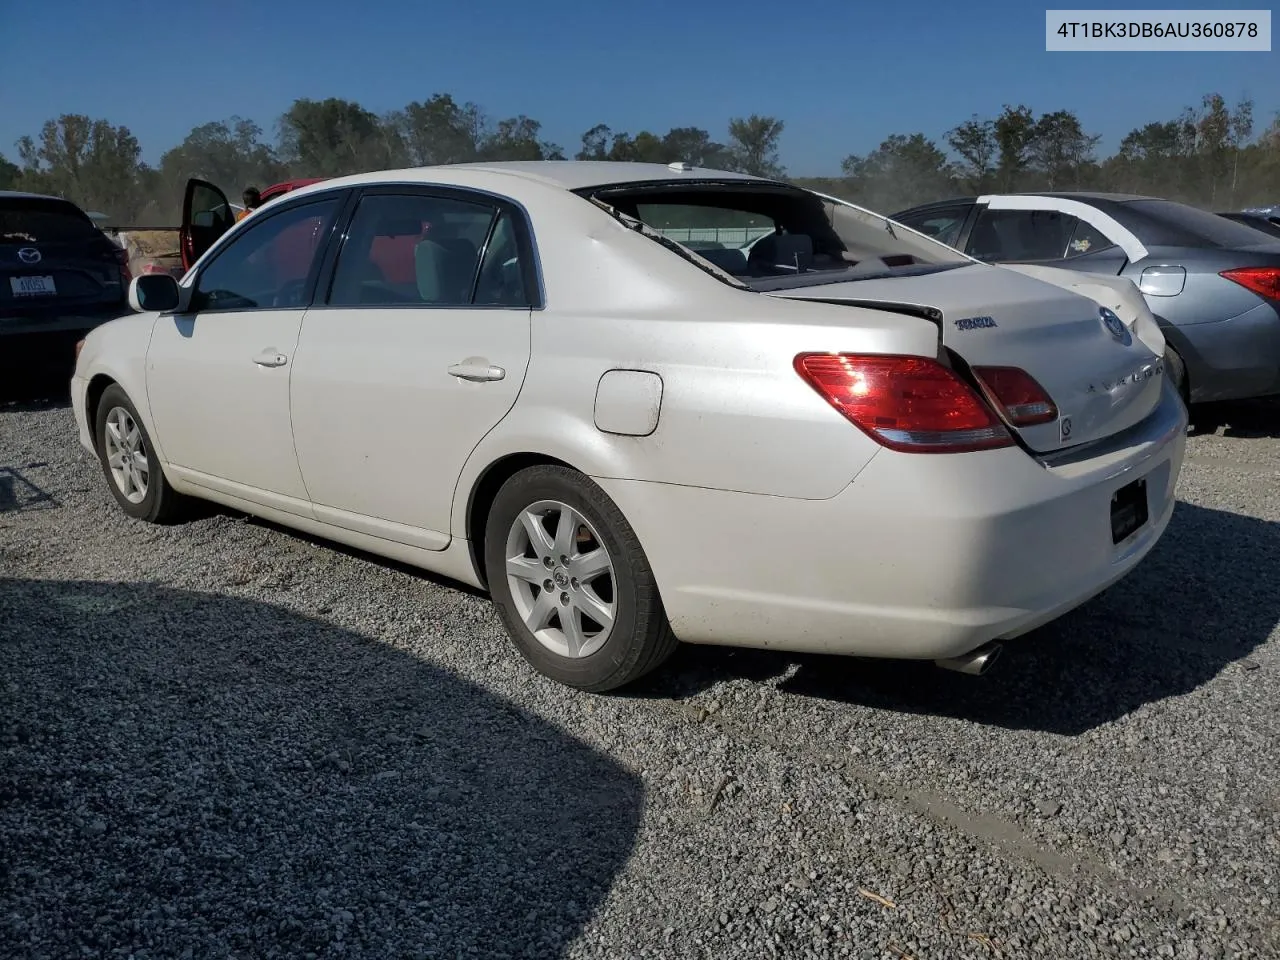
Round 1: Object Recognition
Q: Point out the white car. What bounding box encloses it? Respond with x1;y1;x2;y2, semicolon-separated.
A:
70;161;1187;692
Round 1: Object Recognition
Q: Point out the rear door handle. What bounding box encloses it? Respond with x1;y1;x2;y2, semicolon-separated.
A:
448;358;505;382
253;349;288;368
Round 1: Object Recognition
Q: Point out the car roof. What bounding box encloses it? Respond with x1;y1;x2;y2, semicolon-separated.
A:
0;189;74;203
899;191;1159;214
310;161;773;194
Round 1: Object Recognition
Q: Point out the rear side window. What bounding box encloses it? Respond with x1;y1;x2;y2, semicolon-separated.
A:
0;198;100;243
966;209;1079;262
1117;200;1279;248
328;193;500;307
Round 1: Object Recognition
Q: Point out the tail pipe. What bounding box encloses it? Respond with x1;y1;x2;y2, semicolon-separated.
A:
934;641;1002;676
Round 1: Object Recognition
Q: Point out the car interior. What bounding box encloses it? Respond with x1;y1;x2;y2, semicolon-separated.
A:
584;185;958;288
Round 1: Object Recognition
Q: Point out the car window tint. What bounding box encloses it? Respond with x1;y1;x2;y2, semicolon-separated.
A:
1116;200;1280;248
1064;219;1118;258
473;210;530;306
0;198;100;243
194;198;339;312
896;207;968;248
634;202;777;253
967;209;1079;261
328;194;497;307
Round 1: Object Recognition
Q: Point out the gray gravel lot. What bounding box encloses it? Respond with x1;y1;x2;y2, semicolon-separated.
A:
3;390;1280;959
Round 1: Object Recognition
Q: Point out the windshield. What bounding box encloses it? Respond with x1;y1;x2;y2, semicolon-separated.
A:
1117;200;1280;249
0;198;100;244
578;181;969;291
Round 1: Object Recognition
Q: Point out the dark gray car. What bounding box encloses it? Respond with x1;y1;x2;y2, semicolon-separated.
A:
890;193;1280;422
1;190;131;386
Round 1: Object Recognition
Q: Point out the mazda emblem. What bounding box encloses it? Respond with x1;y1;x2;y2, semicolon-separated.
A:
17;247;41;264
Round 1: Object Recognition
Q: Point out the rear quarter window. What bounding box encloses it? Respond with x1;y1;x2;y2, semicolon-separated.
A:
1116;200;1278;248
0;198;100;243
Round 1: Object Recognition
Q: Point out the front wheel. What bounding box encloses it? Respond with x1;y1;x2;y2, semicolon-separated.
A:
94;384;189;523
484;465;679;692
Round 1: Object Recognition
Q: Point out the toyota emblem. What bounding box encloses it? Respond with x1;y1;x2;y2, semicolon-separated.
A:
17;247;41;264
1099;307;1132;346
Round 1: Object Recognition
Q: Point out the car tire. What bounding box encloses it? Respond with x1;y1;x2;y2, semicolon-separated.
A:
94;384;188;524
484;464;679;692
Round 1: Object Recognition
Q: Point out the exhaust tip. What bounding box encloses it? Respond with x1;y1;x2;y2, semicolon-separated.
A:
934;641;1003;676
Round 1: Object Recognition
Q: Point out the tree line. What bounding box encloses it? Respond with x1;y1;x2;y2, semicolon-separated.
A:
2;91;1275;226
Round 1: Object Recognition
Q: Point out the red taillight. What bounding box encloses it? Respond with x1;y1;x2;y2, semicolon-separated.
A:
113;246;133;285
794;353;1013;454
971;366;1058;426
1220;266;1280;300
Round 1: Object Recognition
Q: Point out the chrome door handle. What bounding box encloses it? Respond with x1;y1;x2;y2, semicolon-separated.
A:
448;358;505;382
253;350;288;368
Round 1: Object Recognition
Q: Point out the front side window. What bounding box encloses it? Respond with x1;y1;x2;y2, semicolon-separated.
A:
194;197;340;312
895;205;970;249
966;208;1080;262
328;193;500;307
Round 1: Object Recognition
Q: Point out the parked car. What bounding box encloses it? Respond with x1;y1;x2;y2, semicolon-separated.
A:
1219;210;1280;240
71;162;1185;691
891;193;1280;428
1;189;132;383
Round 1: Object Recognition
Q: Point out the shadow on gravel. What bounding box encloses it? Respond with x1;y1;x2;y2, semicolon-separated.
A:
0;579;641;959
0;365;73;407
643;502;1280;736
0;466;59;514
1214;398;1280;439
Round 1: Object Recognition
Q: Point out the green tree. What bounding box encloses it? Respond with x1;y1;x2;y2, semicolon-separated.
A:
0;154;19;190
389;94;487;165
1026;110;1100;189
478;116;563;161
993;104;1036;191
158;117;283;202
946;116;997;192
727;115;785;177
841;133;956;212
277;98;399;177
15;114;149;220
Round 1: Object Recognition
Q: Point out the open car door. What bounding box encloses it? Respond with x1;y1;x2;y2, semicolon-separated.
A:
181;178;235;271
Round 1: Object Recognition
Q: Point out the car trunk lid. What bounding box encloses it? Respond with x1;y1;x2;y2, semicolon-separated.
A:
767;263;1166;453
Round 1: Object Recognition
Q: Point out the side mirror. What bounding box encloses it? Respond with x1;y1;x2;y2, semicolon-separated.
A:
129;274;181;313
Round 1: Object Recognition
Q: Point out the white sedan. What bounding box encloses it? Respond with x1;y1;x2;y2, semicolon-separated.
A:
71;161;1187;691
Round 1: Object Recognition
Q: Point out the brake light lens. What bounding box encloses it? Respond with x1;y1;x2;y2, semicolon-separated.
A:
1220;267;1280;300
972;366;1058;426
794;353;1013;453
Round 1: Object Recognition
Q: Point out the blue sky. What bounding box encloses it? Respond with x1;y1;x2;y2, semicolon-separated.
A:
2;0;1275;175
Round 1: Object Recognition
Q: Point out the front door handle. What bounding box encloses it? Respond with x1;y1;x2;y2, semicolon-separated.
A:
253;349;288;368
448;358;505;382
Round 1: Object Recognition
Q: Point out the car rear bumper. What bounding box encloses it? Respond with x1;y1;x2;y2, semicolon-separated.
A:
1179;301;1280;403
596;381;1187;661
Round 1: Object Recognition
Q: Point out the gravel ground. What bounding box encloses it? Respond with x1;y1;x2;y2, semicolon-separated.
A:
2;386;1279;959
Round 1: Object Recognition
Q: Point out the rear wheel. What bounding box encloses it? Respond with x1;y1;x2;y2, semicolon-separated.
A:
484;465;679;692
94;384;189;523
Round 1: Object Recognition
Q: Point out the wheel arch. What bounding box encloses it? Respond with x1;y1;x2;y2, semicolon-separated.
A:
464;451;578;589
84;374;120;451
